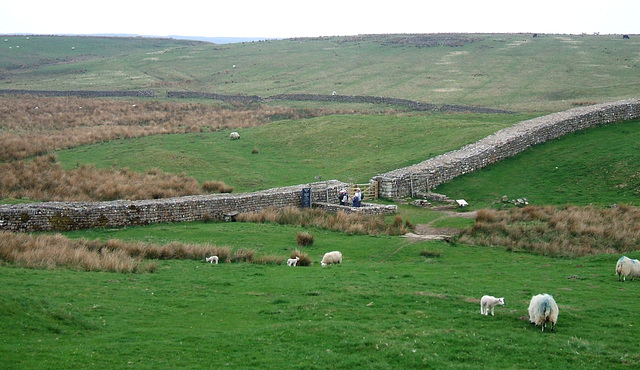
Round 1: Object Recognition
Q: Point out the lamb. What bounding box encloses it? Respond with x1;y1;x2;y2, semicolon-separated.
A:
287;256;300;267
616;256;640;282
205;255;219;264
528;294;558;332
321;251;342;267
480;295;504;316
230;132;240;140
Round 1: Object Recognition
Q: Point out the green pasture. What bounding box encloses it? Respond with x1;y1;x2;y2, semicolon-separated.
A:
2;219;639;368
435;119;640;208
2;34;640;111
4;33;640;368
55;112;532;192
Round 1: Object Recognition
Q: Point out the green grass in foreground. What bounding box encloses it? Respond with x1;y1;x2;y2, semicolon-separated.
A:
434;119;640;208
1;220;639;368
56;112;532;192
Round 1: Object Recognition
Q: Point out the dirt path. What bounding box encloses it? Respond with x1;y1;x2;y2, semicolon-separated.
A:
403;210;477;241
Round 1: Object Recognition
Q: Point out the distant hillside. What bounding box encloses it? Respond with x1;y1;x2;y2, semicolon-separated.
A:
1;33;639;112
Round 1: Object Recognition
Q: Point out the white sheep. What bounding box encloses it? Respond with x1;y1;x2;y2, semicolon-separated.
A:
287;256;300;267
206;255;219;264
616;256;640;282
321;251;342;267
230;132;240;140
528;294;559;332
480;295;504;316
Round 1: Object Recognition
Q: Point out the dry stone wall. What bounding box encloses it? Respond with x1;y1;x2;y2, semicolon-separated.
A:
373;99;640;199
0;89;155;98
0;180;396;232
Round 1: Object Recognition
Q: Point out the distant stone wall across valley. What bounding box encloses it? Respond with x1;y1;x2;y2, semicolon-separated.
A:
373;98;640;199
0;89;156;98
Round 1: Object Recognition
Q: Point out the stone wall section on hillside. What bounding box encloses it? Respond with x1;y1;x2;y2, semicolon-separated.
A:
373;99;640;199
167;91;514;114
0;89;155;98
0;180;397;232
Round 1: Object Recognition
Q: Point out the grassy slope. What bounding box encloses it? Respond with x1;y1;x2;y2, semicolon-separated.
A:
3;34;640;368
435;119;640;207
2;34;640;112
1;221;638;368
55;113;532;192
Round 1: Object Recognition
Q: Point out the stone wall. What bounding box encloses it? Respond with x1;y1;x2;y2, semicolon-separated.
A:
167;91;514;114
373;99;640;199
0;89;156;98
0;180;395;232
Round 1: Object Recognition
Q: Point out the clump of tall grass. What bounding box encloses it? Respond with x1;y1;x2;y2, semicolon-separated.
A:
202;181;234;193
290;249;312;266
420;249;443;258
459;204;640;257
296;232;314;246
0;232;155;273
237;206;412;236
231;248;256;263
0;231;294;272
255;255;285;265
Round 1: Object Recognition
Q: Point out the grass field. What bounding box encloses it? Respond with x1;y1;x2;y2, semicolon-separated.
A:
434;118;640;208
2;34;640;112
2;220;639;368
54;112;534;192
3;33;640;368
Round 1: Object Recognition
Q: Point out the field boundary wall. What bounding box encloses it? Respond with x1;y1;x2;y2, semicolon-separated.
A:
0;89;155;98
373;98;640;199
0;180;397;232
166;91;514;114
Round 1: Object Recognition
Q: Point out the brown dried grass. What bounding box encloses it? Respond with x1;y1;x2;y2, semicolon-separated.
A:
296;232;314;246
0;155;203;201
0;231;254;272
0;95;352;201
236;206;404;236
290;249;313;266
460;205;640;257
0;95;352;162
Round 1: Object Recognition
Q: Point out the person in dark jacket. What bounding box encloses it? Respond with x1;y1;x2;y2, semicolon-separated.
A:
338;189;349;205
352;188;363;207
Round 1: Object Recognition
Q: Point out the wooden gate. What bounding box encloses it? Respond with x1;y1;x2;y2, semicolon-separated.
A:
350;182;378;200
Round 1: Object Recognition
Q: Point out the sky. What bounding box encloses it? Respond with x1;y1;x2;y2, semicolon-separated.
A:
1;0;638;39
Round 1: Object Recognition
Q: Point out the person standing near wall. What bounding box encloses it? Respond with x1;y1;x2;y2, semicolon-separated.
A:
352;188;363;207
338;189;349;205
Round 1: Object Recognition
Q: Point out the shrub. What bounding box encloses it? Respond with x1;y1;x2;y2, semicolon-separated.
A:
296;232;314;246
291;249;312;266
255;255;285;265
231;248;256;263
202;180;234;193
420;249;442;258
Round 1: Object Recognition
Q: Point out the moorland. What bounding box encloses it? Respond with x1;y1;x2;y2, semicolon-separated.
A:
1;33;640;368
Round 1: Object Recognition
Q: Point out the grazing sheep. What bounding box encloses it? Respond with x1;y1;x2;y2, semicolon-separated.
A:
206;255;219;264
616;256;640;282
230;132;240;140
321;251;342;267
528;294;558;332
287;256;300;267
480;295;504;316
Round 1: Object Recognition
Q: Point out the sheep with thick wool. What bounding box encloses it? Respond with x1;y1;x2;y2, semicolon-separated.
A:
321;251;342;267
616;256;640;282
528;294;559;332
230;132;240;140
